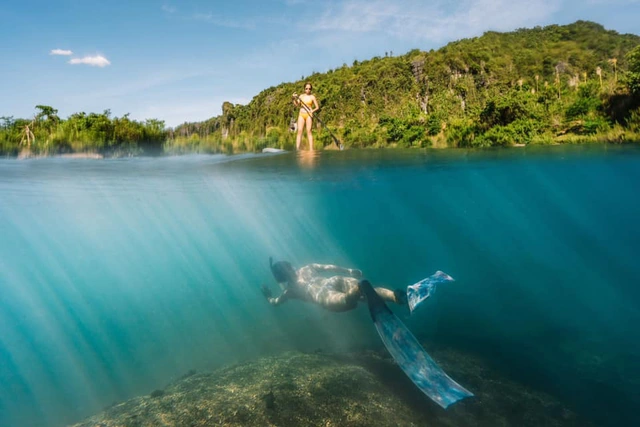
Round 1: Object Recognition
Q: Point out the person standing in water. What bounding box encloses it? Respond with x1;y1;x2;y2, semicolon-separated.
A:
292;82;319;151
261;258;407;312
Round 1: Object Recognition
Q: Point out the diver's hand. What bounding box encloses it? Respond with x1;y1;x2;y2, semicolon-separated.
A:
349;269;363;278
260;284;272;299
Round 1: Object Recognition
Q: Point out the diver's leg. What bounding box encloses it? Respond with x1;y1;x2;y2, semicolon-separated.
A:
318;290;359;312
335;277;405;305
373;287;395;302
354;285;406;305
315;277;360;312
305;116;314;151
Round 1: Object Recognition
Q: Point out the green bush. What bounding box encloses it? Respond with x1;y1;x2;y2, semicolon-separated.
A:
426;114;443;136
446;119;476;147
626;108;640;132
583;117;611;134
475;118;540;146
379;117;407;143
399;125;427;147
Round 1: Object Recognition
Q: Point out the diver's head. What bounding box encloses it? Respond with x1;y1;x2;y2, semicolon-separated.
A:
270;257;296;285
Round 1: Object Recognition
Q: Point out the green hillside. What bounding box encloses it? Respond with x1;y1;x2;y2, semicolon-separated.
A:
169;20;640;153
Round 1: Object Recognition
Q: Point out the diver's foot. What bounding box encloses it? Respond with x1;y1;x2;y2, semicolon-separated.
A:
394;288;408;305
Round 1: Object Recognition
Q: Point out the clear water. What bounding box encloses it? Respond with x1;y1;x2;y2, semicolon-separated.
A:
1;146;639;427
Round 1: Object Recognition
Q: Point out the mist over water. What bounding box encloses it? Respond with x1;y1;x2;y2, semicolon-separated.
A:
1;146;639;427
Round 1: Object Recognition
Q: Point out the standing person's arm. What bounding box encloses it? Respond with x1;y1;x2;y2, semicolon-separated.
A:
311;96;320;115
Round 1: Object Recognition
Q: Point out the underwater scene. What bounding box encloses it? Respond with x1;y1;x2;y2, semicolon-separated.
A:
1;145;639;427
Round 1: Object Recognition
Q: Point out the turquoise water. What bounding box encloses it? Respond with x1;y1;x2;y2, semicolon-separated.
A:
1;146;639;426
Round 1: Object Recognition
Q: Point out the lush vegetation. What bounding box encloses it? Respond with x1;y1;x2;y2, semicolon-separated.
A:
3;21;640;156
0;107;166;156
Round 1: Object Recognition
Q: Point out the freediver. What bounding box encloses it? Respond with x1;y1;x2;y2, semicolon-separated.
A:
260;258;407;312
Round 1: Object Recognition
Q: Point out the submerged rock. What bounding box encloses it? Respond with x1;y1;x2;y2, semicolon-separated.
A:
69;347;592;427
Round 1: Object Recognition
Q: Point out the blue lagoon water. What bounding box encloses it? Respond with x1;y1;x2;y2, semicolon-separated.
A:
1;146;639;426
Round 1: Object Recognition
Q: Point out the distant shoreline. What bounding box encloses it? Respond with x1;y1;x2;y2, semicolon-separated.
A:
5;139;639;160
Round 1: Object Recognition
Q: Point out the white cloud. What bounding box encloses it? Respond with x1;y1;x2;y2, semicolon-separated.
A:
69;55;111;67
310;0;561;43
50;49;73;56
162;4;176;13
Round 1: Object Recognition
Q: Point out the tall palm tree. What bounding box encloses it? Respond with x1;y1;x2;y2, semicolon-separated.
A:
35;105;60;139
609;58;618;83
20;119;35;149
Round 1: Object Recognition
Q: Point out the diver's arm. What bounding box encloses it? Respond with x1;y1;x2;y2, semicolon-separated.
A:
261;284;289;306
268;293;289;306
308;264;362;278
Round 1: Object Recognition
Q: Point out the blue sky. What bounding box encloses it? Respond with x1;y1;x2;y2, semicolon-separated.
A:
1;0;639;127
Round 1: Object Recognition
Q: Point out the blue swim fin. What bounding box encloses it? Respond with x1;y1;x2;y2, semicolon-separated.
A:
407;271;454;314
360;280;473;409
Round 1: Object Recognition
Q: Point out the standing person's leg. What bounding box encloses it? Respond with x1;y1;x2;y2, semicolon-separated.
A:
305;116;314;151
296;114;305;150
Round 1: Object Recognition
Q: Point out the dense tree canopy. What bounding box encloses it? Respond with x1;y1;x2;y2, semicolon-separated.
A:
625;45;640;95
